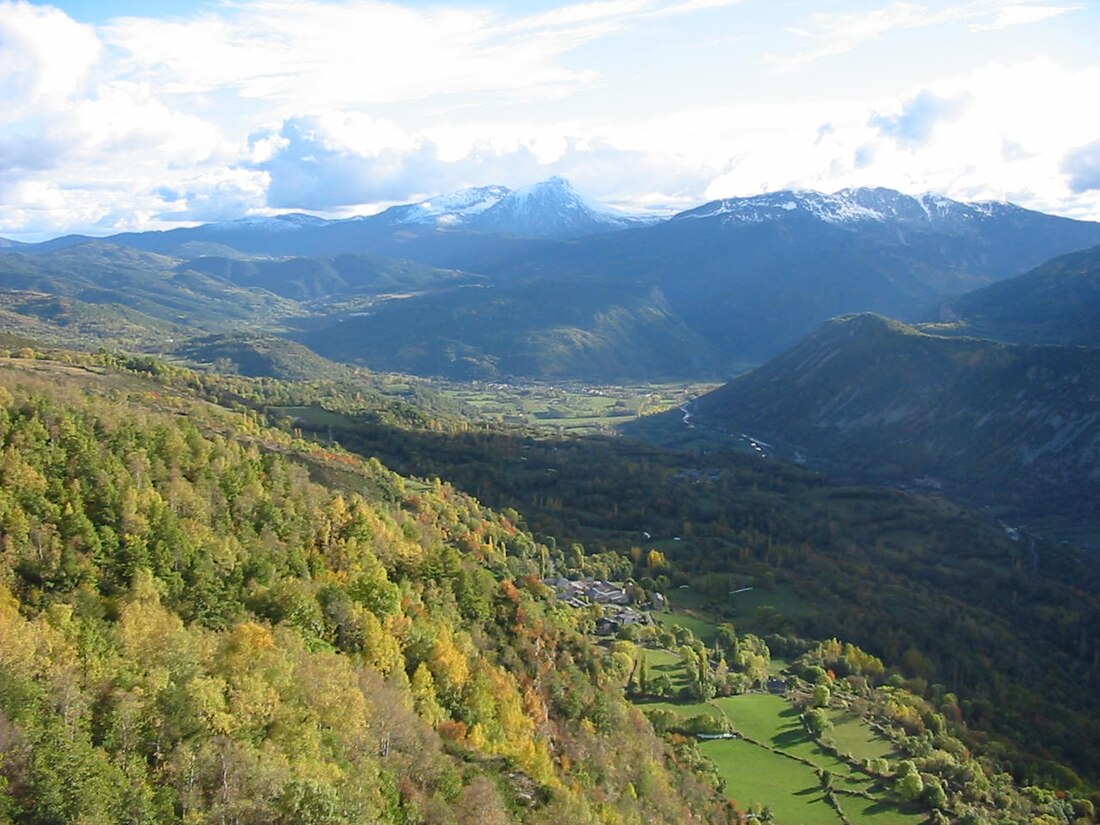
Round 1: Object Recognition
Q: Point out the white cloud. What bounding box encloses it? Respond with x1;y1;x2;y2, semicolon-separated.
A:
767;1;1085;72
767;3;961;72
0;0;747;237
700;59;1100;218
103;0;616;112
254;114;715;211
0;0;101;118
651;0;745;17
0;0;1098;238
970;3;1081;31
869;90;971;149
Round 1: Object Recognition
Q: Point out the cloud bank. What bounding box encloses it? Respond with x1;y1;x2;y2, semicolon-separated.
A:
0;0;1098;239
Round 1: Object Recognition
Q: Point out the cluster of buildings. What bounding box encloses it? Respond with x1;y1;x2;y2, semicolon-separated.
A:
546;577;665;636
547;577;632;608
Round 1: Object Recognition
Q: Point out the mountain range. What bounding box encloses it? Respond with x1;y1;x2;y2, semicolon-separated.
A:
10;177;642;258
4;180;1100;380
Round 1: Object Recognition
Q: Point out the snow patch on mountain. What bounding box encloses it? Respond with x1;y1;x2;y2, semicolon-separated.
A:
208;214;329;232
396;185;512;227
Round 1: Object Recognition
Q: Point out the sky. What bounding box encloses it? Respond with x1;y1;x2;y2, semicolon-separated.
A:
1;0;1099;241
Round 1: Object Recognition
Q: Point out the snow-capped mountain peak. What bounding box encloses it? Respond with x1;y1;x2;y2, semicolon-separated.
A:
397;185;512;227
377;177;645;239
673;187;1018;229
466;177;645;238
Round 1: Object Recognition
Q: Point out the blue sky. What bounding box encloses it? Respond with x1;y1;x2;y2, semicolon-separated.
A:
2;0;1099;240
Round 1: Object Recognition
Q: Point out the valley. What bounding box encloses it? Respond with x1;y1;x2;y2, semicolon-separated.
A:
7;1;1100;820
3;181;1100;824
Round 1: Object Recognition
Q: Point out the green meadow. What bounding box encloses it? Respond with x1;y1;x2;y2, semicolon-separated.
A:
826;710;902;763
652;608;721;644
631;608;922;825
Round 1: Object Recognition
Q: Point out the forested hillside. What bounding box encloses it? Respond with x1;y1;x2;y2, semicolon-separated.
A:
689;313;1100;519
151;364;1100;791
929;244;1100;346
0;355;732;825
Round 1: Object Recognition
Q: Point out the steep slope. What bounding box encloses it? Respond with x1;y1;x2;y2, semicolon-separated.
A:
692;314;1100;517
929;244;1100;345
0;355;733;825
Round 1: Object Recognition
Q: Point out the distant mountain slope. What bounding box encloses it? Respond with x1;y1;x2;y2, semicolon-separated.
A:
182;253;479;301
177;332;352;380
381;184;510;227
692;314;1100;517
0;241;296;329
15;177;645;260
297;281;725;381
0;289;192;351
299;188;1100;380
476;187;1100;365
928;244;1100;346
7;186;1100;381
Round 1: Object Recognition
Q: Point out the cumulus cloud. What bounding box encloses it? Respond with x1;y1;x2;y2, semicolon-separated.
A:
258;118;447;209
153;169;272;222
0;1;101;116
1062;140;1100;193
255;116;715;211
696;58;1100;222
869;90;971;149
0;0;745;237
1;0;1099;238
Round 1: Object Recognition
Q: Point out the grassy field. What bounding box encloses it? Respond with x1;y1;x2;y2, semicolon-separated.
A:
643;648;694;694
430;380;717;435
724;586;815;623
621;600;923;825
700;738;842;825
650;692;922;825
653;609;721;644
844;797;926;825
272;405;356;429
713;694;798;744
826;711;900;764
638;699;723;720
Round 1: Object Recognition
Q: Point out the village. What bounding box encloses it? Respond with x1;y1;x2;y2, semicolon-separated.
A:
545;576;665;636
